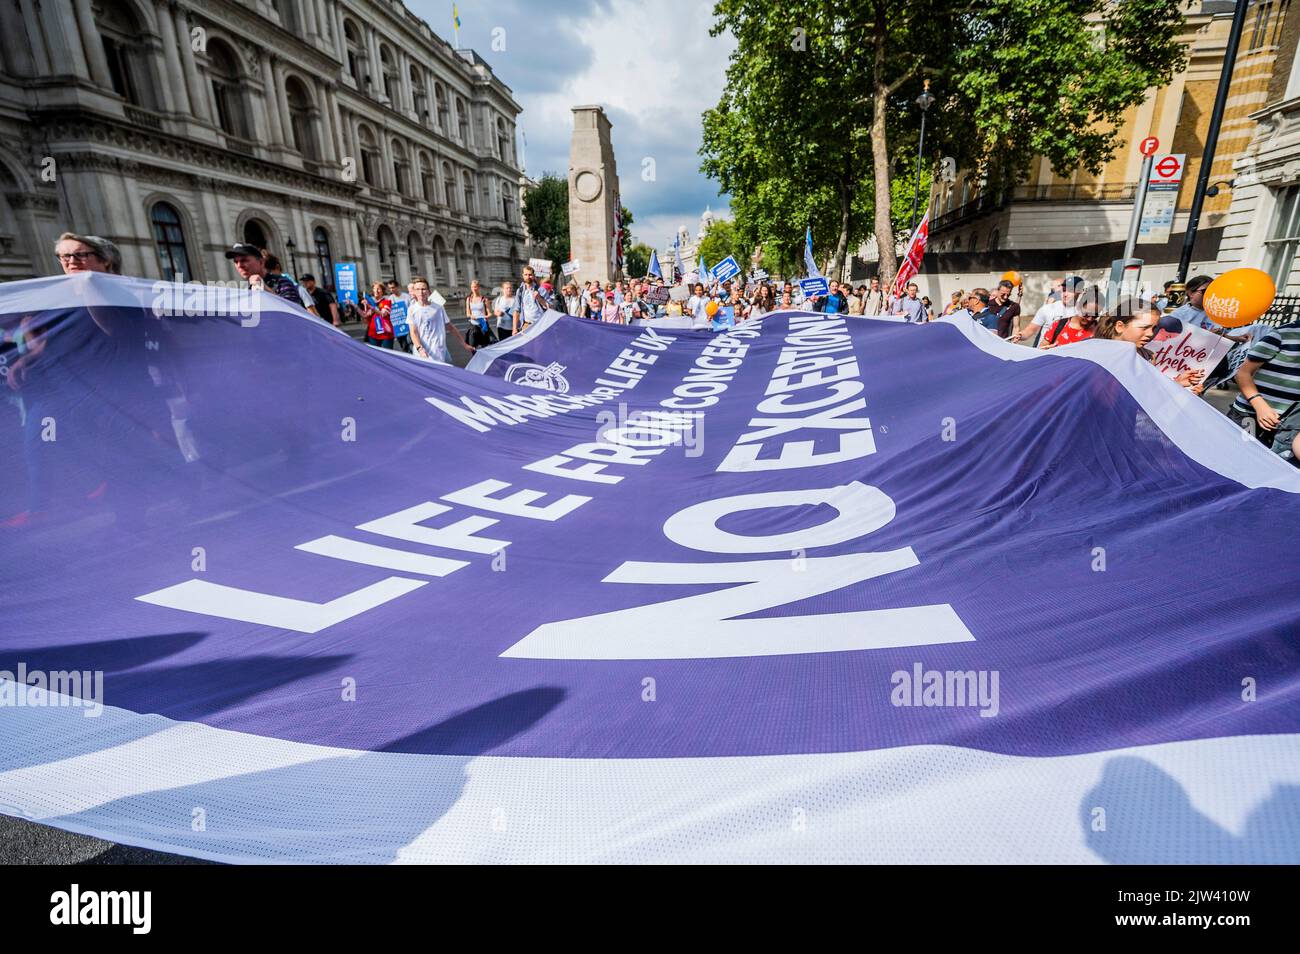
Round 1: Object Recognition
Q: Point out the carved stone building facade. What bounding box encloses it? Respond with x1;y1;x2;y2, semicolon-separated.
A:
1218;2;1300;292
0;0;528;295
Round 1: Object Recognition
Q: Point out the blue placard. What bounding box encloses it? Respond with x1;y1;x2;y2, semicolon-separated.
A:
333;263;358;306
389;299;409;337
799;277;829;298
710;256;741;283
711;304;736;332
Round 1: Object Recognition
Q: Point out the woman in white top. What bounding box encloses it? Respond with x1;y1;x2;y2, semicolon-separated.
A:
687;282;711;329
465;280;490;346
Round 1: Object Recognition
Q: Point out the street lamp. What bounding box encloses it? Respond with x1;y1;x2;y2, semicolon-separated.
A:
285;236;298;279
909;79;936;236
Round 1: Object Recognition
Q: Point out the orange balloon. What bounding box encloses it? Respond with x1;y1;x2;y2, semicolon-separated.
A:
1001;270;1022;287
706;299;719;316
1203;268;1275;328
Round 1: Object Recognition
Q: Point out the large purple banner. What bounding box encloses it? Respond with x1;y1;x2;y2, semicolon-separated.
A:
1;273;1297;863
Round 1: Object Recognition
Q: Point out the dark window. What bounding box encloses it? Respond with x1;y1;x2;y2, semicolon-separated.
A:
243;219;269;252
102;37;138;104
152;202;191;281
314;227;333;284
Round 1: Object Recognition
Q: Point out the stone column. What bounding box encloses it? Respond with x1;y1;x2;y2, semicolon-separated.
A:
0;0;34;77
273;59;294;148
16;0;51;75
367;28;382;98
379;130;395;191
319;84;339;162
74;0;113;87
155;2;190;114
301;0;318;37
261;53;285;145
175;7;212;123
46;0;92;80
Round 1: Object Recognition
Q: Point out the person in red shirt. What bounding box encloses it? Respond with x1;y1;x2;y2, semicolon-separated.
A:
360;280;394;348
1038;286;1099;349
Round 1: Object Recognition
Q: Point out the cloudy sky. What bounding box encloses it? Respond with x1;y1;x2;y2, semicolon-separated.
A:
408;0;736;250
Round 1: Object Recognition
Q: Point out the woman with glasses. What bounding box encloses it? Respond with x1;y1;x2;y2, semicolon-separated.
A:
54;233;121;275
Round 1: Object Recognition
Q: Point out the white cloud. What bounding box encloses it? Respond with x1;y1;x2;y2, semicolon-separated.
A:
408;0;734;251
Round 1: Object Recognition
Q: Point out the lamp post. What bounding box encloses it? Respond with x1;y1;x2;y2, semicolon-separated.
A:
285;236;298;279
910;79;935;236
1175;0;1249;288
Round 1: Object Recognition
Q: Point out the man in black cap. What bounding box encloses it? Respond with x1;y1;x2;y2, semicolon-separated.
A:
225;244;303;307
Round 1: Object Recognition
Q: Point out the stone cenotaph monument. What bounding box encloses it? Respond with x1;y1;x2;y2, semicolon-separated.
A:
568;105;622;285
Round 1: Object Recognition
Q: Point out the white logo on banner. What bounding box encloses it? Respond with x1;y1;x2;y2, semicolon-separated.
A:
505;361;570;393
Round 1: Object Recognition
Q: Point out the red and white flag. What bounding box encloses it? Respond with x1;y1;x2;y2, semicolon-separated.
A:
892;211;931;297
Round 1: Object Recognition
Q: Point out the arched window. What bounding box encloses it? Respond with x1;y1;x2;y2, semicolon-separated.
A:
496;118;510;160
379;45;397;102
285;77;318;160
207;40;248;138
462;170;475;215
96;1;151;107
151;202;191;281
314;226;333;285
377;225;396;281
435;84;449;134
243;218;273;254
343;20;364;87
472;243;484;283
419;152;435;202
987;228;1000;252
391;139;409;195
269;0;298;31
456;97;470;143
410;66;427;120
358;125;379;186
442;161;456;209
502;178;514;223
967;232;978;253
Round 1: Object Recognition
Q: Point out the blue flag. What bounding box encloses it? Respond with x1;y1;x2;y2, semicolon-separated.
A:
4;271;1299;864
804;225;823;279
647;249;662;279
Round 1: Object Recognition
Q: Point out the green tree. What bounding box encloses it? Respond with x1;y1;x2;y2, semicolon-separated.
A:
625;241;653;278
697;218;750;274
522;173;570;274
702;0;1187;284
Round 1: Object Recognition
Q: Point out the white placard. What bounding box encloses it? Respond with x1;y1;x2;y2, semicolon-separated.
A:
1147;323;1232;383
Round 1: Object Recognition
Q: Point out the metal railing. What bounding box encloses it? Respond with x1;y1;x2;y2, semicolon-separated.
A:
1258;293;1300;328
931;181;1139;232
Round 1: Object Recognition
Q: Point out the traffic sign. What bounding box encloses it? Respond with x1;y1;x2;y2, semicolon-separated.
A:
1139;153;1186;245
1139;136;1159;157
1151;154;1185;183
